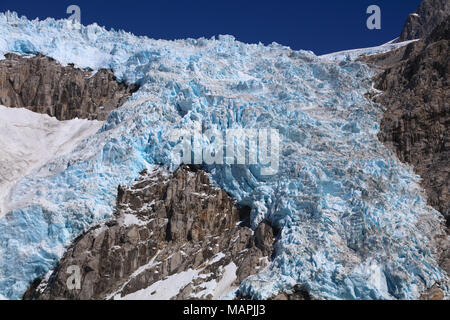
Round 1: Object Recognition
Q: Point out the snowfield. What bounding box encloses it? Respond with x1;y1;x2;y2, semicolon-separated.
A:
319;38;419;62
115;262;238;300
0;105;103;217
0;11;448;300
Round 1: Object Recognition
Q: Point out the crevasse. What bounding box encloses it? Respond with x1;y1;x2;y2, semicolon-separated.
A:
0;11;448;300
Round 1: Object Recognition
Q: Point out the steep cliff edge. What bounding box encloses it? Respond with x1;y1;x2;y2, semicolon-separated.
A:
24;166;275;300
398;0;450;42
371;17;449;226
0;53;138;120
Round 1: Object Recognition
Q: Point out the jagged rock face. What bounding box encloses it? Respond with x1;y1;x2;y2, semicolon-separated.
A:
373;17;450;226
23;166;273;300
420;284;446;300
358;45;411;70
398;0;450;42
270;285;313;300
0;53;138;120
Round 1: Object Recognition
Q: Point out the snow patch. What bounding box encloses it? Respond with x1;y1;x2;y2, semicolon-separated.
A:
116;268;200;300
0;105;103;217
193;262;238;299
320;39;419;62
122;214;147;227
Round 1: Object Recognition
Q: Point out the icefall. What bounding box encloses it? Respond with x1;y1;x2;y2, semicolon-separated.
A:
0;11;448;300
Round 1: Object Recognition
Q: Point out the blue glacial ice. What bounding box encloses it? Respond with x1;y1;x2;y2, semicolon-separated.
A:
0;11;448;300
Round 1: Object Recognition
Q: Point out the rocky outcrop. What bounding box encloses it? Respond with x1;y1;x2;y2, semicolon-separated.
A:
24;165;275;300
236;283;313;301
420;284;445;300
270;285;313;300
398;0;450;42
372;17;449;226
358;44;412;70
0;53;138;120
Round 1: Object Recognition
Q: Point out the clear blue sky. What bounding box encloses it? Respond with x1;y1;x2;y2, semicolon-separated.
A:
0;0;422;55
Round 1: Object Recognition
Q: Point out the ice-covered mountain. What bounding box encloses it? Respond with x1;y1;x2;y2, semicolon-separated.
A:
398;0;450;42
0;11;448;300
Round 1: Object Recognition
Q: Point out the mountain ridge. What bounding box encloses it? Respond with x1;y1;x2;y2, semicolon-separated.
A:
398;0;450;42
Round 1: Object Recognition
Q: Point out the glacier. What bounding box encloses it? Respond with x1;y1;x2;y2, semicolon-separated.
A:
319;38;419;62
0;11;448;300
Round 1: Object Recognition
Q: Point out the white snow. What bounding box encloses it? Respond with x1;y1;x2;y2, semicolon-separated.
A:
320;39;419;62
114;252;238;300
0;105;103;216
214;262;238;299
122;213;147;226
116;268;200;300
209;252;226;264
193;262;238;299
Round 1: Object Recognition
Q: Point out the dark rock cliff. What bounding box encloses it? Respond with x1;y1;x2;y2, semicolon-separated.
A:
24;166;275;300
371;17;449;226
0;53;138;120
398;0;450;42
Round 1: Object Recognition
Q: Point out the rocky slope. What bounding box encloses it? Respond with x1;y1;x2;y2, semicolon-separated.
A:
371;17;450;225
24;166;275;300
0;53;138;120
398;0;450;42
